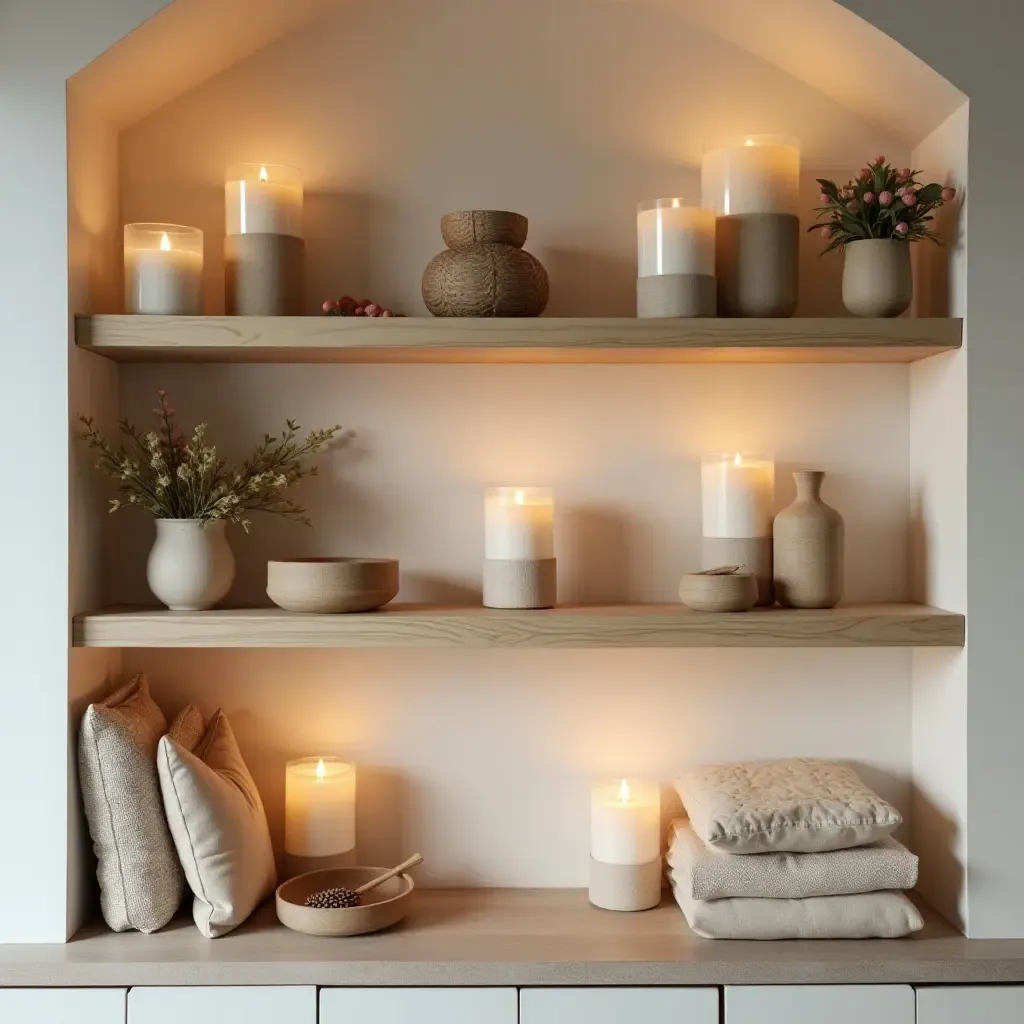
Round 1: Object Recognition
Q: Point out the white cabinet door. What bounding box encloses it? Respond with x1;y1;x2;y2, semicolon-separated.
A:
726;985;914;1024
0;989;126;1022
521;987;718;1024
128;986;316;1024
918;986;1024;1023
320;988;517;1024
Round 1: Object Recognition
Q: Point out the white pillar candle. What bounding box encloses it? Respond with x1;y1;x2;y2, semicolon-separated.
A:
484;487;554;560
701;453;775;539
637;199;715;278
124;223;203;314
591;778;661;865
225;163;303;237
284;757;355;859
702;135;801;216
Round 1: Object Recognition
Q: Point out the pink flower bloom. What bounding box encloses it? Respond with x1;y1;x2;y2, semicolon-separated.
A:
895;221;910;235
859;168;872;182
895;186;906;197
820;191;830;203
849;199;860;212
903;191;918;207
941;187;957;202
878;191;894;207
874;154;886;166
898;167;912;181
322;299;338;313
863;191;876;204
841;187;854;200
820;225;833;240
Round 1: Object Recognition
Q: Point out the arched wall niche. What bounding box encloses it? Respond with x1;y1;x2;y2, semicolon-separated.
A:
60;0;975;941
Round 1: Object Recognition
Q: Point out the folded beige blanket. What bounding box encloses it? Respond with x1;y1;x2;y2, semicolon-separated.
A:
668;819;918;901
670;876;924;939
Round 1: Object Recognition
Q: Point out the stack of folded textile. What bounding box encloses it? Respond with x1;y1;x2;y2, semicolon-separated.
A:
668;757;923;940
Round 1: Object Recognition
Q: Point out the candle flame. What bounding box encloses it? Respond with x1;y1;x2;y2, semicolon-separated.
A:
159;232;171;252
259;164;269;182
315;758;326;779
744;137;755;147
618;778;631;804
734;453;742;467
514;490;525;505
671;198;681;208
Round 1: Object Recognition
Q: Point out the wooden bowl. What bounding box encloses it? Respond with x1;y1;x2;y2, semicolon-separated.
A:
267;558;399;613
276;866;414;937
679;572;758;612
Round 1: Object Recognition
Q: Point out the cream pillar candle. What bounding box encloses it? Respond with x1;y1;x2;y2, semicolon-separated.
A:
700;453;776;605
589;778;662;912
284;757;355;860
483;487;556;609
701;453;776;539
636;199;716;317
484;487;554;560
224;162;304;315
701;135;801;216
124;223;203;315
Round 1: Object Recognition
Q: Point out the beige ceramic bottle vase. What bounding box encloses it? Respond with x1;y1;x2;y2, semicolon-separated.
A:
772;471;844;609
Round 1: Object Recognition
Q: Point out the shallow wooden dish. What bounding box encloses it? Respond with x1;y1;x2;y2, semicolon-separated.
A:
267;557;399;613
276;866;415;937
679;571;758;612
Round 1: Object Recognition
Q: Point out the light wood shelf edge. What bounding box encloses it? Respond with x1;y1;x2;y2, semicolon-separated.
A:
75;315;963;364
72;602;965;649
2;890;1022;987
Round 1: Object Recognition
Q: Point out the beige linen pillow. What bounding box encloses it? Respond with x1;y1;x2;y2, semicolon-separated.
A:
78;675;202;933
676;757;902;854
158;709;277;938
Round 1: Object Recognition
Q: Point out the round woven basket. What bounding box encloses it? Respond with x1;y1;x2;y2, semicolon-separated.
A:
441;210;528;249
422;243;549;317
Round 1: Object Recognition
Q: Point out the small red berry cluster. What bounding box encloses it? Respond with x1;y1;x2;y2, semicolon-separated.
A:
322;296;395;317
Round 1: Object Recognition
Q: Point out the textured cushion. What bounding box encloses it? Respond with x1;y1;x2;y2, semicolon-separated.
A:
78;675;194;933
667;819;918;900
675;758;902;854
158;709;276;938
670;878;924;939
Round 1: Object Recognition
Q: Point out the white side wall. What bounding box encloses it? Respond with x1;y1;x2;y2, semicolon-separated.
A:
908;99;969;931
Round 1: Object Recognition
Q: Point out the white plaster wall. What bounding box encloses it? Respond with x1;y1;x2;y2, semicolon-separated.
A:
124;646;913;886
118;0;910;319
908;102;969;931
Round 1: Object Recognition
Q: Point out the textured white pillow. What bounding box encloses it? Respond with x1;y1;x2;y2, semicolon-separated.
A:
676;757;902;854
78;675;202;933
158;709;276;938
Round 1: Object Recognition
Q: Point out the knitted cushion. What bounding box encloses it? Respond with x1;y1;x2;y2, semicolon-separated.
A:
78;675;201;932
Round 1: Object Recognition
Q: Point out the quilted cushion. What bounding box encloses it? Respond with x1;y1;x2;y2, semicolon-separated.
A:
675;757;902;854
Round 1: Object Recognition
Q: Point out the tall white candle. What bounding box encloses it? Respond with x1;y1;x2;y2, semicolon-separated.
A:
124;223;203;315
637;199;715;278
284;757;356;859
591;778;661;865
225;163;303;237
484;487;554;560
701;453;775;539
702;135;801;216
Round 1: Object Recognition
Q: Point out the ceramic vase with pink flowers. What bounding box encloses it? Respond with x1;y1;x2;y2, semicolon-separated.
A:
811;156;957;317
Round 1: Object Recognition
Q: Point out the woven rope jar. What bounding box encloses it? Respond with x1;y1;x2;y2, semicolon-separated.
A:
422;210;549;317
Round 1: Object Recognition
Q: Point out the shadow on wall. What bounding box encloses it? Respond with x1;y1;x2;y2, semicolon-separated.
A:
913;187;964;317
911;780;965;932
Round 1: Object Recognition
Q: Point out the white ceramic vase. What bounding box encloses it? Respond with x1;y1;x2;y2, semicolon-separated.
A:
147;519;235;611
842;238;913;317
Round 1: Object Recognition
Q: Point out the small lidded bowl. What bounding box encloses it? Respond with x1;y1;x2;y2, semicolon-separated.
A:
679;571;758;612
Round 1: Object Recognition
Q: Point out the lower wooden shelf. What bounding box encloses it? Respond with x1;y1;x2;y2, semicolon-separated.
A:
1;889;1021;987
72;602;965;649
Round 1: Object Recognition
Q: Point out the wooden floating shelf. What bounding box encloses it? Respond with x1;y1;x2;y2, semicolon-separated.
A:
3;890;1023;987
73;602;964;649
75;315;963;365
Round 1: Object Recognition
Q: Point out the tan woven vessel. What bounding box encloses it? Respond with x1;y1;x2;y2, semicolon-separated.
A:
423;210;549;317
267;558;399;614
